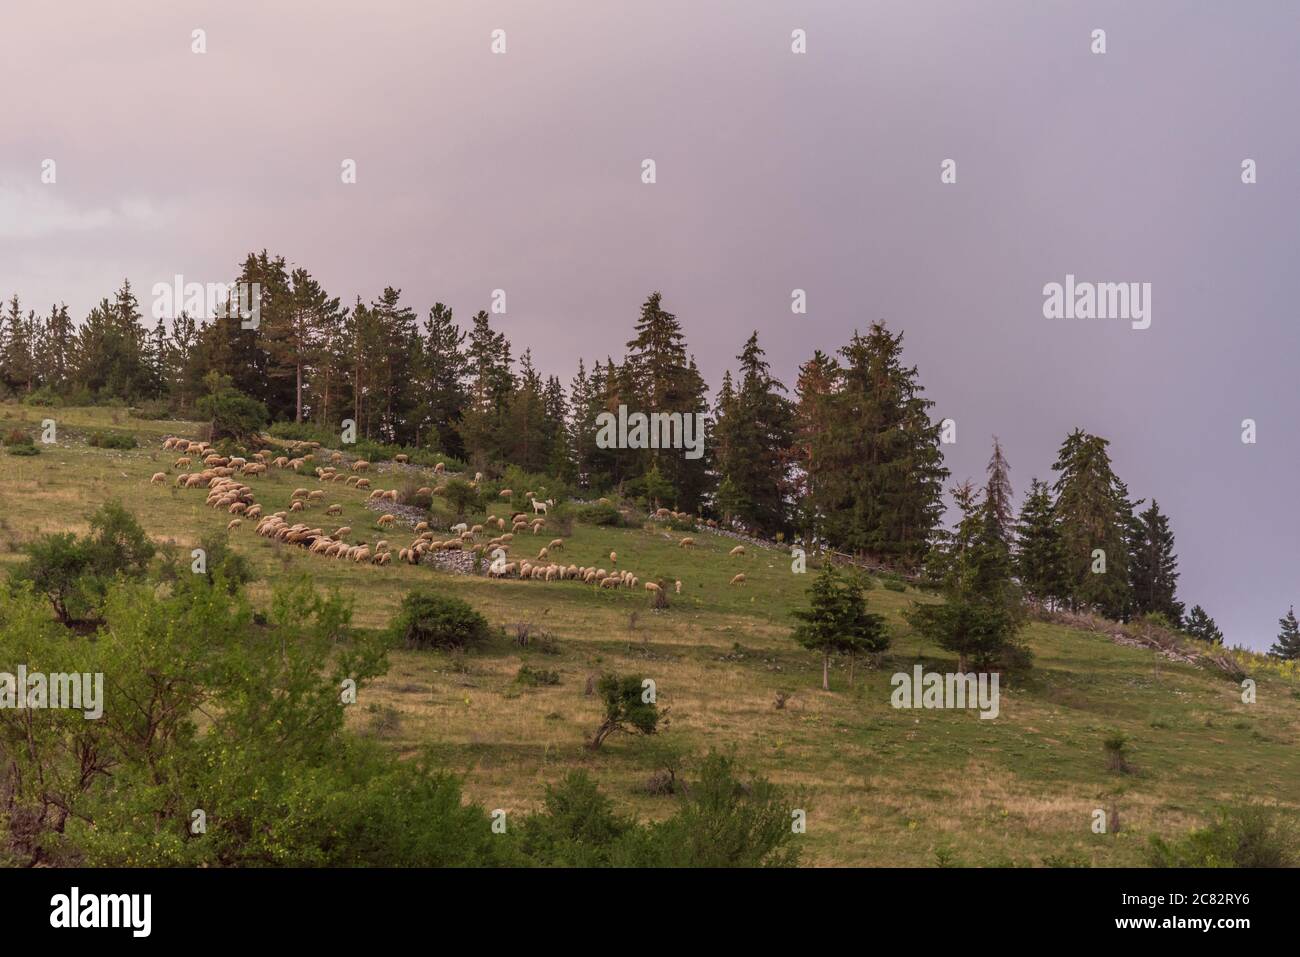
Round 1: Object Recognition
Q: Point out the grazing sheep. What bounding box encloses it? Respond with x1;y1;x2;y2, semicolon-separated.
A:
227;519;242;531
645;581;661;593
599;576;620;589
609;551;617;566
499;489;513;499
377;514;396;528
416;487;433;496
729;573;746;586
729;545;745;557
334;526;351;539
675;580;682;594
414;521;429;533
548;538;564;551
351;460;370;472
174;457;192;468
290;501;305;512
434;462;445;474
326;504;342;516
536;547;549;560
292;488;310;500
679;537;694;548
308;489;325;502
355;478;371;490
150;472;167;484
394;454;408;464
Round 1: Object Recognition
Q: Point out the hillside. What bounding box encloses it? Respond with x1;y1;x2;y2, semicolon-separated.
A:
2;403;1297;867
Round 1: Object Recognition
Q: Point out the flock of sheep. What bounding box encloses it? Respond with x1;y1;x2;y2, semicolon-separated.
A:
153;435;751;593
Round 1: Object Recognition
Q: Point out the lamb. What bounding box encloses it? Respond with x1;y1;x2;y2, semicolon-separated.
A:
729;545;745;557
150;472;167;484
729;573;746;586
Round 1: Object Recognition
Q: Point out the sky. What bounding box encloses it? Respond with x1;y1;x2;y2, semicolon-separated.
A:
1;1;1297;650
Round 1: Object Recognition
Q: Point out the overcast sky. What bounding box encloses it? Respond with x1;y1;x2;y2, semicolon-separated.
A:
2;1;1297;650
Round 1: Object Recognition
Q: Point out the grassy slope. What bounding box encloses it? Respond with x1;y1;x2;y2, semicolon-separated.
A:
1;403;1297;867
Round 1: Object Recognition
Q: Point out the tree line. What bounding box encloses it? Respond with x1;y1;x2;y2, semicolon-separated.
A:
2;249;1234;634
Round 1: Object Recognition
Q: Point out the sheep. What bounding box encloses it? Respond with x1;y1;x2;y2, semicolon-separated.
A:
290;501;305;512
368;489;384;500
599;576;620;589
474;472;484;484
292;488;310;500
414;521;429;533
308;489;325;502
326;504;342;516
334;526;352;539
246;505;263;520
645;581;661;593
434;462;445;474
394;454;409;464
531;499;548;515
536;547;549;561
227;519;242;531
499;489;513;499
729;545;745;557
729;573;746;586
174;457;192;469
609;551;617;566
381;489;398;502
351;460;370;472
377;514;396;528
150;472;167;484
548;538;564;551
496;518;506;530
355;478;371;490
416;487;433;496
678;537;695;549
675;580;682;594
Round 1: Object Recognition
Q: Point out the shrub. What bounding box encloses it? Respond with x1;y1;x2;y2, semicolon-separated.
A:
589;672;659;749
20;385;62;407
3;428;34;447
515;665;561;687
1147;805;1297;867
385;590;490;650
442;478;479;518
578;502;624;527
88;431;138;450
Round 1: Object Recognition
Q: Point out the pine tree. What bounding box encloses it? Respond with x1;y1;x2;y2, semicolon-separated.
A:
985;437;1014;546
908;482;1027;672
1183;606;1224;645
790;350;839;538
811;323;948;566
1051;429;1132;618
1129;499;1184;626
1269;608;1300;660
1015;478;1066;608
418;303;468;456
791;562;889;691
712;332;794;535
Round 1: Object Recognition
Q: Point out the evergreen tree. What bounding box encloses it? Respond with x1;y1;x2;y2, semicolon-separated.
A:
985;437;1014;546
1015;478;1066;608
908;481;1027;672
810;323;948;566
713;332;794;535
791;562;889;691
1129;499;1184;626
417;303;468;456
1051;429;1132;618
1183;605;1224;645
1269;608;1300;660
790;350;839;538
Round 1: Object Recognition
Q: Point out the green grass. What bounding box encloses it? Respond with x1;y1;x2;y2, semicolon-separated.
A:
2;402;1297;867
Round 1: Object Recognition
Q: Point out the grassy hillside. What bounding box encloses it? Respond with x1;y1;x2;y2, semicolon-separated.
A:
2;402;1297;867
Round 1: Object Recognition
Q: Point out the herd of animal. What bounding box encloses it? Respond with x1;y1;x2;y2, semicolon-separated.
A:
153;435;752;593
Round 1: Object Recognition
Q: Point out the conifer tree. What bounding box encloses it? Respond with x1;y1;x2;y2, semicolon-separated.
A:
418;302;468;456
1015;478;1066;608
1129;499;1184;626
1269;608;1300;660
791;562;889;691
1183;605;1224;645
985;437;1014;546
1051;429;1132;618
712;332;793;535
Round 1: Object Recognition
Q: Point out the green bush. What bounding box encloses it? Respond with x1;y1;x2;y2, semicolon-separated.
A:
1147;805;1297;867
20;385;62;407
578;502;624;527
88;431;138;450
516;665;561;687
3;428;34;447
385;590;490;650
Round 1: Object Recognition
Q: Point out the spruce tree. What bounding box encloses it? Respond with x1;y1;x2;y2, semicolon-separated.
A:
1015;478;1066;609
1269;608;1300;660
1183;605;1223;645
791;562;889;691
985;437;1014;546
1051;429;1132;618
1129;499;1184;626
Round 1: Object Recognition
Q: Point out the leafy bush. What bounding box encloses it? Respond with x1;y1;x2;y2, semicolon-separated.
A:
589;672;659;749
88;431;138;450
385;590;490;650
197;375;269;444
578;502;624;527
516;665;561;687
442;478;479;517
20;385;62;407
1147;805;1297;867
3;428;35;447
